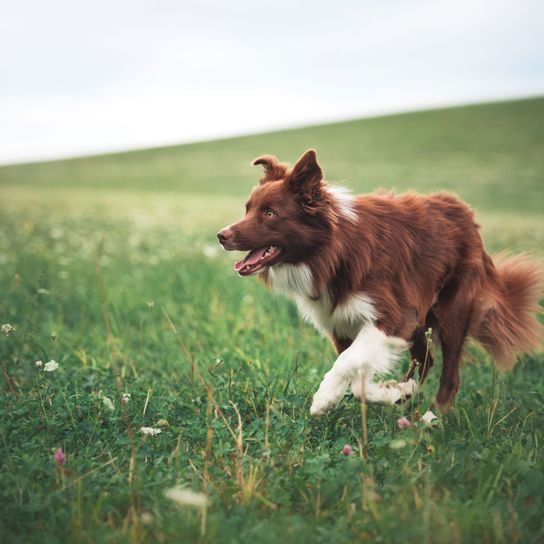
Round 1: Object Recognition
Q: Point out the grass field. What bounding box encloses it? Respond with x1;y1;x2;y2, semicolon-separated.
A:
1;97;543;543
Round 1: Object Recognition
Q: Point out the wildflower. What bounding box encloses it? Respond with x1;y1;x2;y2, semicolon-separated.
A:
156;418;169;428
50;227;63;239
140;511;154;525
397;416;411;429
102;395;115;412
43;360;59;372
342;444;353;455
120;393;131;404
35;360;43;368
140;427;161;436
389;439;408;450
2;323;15;336
54;448;66;465
421;410;438;427
164;486;208;508
202;245;218;258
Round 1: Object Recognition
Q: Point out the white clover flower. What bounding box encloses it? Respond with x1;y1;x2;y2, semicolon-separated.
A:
140;512;154;526
164;486;208;508
421;410;438;427
35;360;43;368
50;227;63;240
389;439;408;450
102;395;115;412
94;390;115;411
202;245;218;258
121;393;131;404
140;426;161;436
2;323;15;336
43;360;59;372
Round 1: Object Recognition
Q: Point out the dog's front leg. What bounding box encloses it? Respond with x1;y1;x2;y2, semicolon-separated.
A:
310;324;407;416
309;356;353;416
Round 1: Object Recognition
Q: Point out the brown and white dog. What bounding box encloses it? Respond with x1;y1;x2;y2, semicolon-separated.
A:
217;150;543;416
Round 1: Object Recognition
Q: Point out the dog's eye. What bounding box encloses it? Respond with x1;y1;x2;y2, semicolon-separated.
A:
264;209;276;218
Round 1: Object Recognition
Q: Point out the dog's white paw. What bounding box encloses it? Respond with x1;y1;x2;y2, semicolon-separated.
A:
310;371;349;416
398;378;418;398
351;377;418;404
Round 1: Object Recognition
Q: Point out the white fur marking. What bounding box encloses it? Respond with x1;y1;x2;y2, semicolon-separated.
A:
294;292;334;337
267;264;408;415
332;293;378;337
327;185;357;223
268;263;314;297
310;324;407;416
351;378;418;404
294;292;378;339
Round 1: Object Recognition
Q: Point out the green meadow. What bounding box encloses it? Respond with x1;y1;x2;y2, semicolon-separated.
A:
1;97;543;543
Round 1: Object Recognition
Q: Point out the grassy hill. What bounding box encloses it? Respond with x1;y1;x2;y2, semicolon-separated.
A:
1;96;544;211
1;97;543;543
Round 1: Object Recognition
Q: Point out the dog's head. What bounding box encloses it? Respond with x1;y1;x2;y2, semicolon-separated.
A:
218;149;336;276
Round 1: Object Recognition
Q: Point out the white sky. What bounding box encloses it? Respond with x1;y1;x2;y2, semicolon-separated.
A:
1;0;543;164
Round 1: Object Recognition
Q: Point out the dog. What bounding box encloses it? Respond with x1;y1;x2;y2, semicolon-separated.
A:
217;149;543;416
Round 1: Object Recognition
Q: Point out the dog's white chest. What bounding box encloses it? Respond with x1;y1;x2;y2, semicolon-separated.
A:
294;293;376;339
268;263;377;339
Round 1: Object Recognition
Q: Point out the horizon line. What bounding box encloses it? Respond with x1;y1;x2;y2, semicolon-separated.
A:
1;93;542;168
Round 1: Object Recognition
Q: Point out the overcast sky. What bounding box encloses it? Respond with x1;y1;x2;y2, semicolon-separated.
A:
1;0;543;164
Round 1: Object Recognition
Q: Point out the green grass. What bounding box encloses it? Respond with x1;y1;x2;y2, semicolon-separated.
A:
1;97;543;543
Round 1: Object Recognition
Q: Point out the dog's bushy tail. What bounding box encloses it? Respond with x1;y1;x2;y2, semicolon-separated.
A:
472;253;543;370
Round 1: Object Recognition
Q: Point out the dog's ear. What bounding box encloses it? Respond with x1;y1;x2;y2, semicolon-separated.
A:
288;149;323;193
287;150;326;214
252;155;288;184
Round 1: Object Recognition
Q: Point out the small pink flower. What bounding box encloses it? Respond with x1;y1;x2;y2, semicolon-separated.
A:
54;448;66;466
397;416;411;429
342;444;353;455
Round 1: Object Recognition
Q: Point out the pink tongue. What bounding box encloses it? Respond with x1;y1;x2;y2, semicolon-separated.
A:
234;247;267;271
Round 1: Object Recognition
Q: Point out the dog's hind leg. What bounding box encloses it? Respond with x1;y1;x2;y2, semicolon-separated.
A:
432;275;477;412
352;376;419;405
406;324;435;383
310;325;409;416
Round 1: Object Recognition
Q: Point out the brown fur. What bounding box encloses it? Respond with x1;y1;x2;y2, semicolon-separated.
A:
218;150;543;411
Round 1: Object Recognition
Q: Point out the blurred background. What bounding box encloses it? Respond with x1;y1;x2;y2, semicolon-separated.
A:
1;0;543;251
1;0;544;163
1;3;544;542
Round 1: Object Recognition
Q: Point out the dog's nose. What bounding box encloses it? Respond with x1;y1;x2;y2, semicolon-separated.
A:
217;227;232;245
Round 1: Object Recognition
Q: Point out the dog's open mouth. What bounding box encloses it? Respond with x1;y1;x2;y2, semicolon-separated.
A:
234;245;281;276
